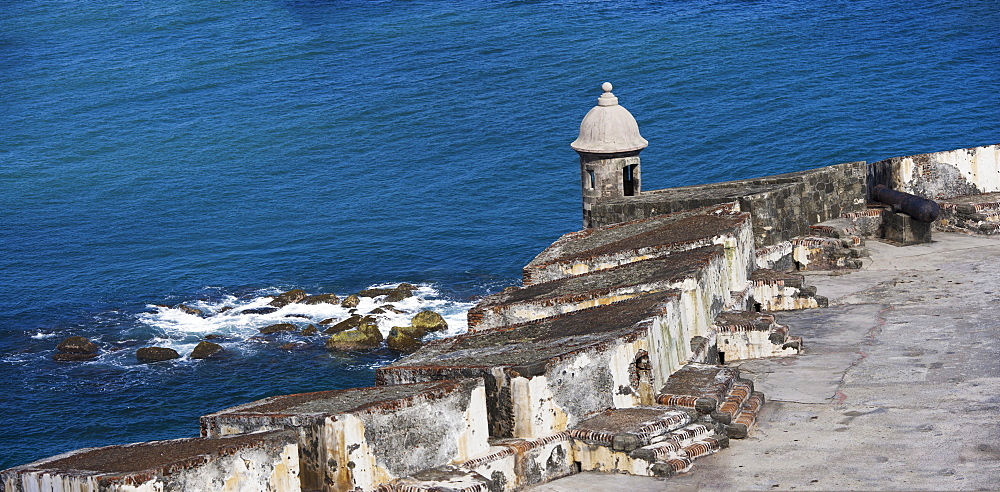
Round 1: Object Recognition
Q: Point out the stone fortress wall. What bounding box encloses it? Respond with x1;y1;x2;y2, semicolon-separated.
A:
3;83;998;491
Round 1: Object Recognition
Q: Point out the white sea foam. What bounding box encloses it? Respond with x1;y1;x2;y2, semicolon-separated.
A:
133;283;477;357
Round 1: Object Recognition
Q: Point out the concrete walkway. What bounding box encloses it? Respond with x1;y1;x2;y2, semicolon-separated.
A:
529;232;1000;491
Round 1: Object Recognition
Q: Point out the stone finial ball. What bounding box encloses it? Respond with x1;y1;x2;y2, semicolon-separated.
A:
602;82;613;92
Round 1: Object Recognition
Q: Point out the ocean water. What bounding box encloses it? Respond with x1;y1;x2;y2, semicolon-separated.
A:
0;0;996;468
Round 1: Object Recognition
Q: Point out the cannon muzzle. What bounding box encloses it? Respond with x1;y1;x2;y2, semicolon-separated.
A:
871;184;940;223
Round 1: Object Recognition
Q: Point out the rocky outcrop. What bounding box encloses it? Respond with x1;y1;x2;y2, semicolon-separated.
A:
410;310;447;334
259;323;298;334
190;341;224;359
301;293;339;305
53;336;99;361
325;322;383;351
321;314;375;334
359;283;416;303
341;294;361;308
268;289;307;307
386;328;421;353
136;347;179;363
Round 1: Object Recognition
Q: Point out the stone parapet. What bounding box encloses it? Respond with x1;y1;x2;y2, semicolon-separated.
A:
201;380;488;492
0;431;300;492
591;161;868;247
522;203;752;287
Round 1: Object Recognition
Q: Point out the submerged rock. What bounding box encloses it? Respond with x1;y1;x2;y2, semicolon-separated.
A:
136;347;179;363
302;293;340;305
259;323;298;334
239;307;278;315
175;304;203;317
341;294;361;308
380;304;405;314
386;327;421;353
189;341;223;359
411;310;448;334
268;289;307;307
53;352;99;362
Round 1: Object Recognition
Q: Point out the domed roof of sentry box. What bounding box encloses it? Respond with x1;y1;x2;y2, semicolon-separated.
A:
570;82;648;154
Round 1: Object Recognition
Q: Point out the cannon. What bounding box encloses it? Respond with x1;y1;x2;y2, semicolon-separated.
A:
871;184;940;223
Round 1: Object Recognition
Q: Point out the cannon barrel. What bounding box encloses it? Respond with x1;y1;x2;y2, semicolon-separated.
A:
871;184;940;223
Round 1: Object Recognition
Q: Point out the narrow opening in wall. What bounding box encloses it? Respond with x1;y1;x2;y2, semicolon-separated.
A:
718;351;726;365
587;169;595;189
623;165;637;196
571;461;582;473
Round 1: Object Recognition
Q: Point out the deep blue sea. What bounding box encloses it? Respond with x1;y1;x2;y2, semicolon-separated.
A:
1;0;996;469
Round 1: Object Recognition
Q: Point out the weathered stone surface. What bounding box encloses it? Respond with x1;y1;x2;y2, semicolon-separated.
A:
471;246;729;331
379;292;684;438
301;293;339;305
590;161;867;247
0;431;301;491
341;294;361;308
202;379;487;492
411;310;448;333
136;347;179;363
387;327;421;353
259;323;298;334
268;288;307;307
881;210;932;245
57;336;98;354
189;340;223;359
300;324;318;336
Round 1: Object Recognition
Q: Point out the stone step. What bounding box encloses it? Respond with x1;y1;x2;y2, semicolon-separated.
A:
714;311;803;362
569;407;696;449
628;423;718;462
749;268;829;311
376;465;495;492
726;391;765;439
459;433;575;491
656;363;740;415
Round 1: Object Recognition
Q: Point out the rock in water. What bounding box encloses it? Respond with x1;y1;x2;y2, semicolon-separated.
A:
301;293;340;305
322;315;375;334
325;325;383;351
341;294;361;308
259;323;298;334
301;325;319;336
136;347;179;363
175;304;203;317
268;289;307;307
56;336;98;354
189;341;223;359
411;310;448;333
239;307;278;315
386;327;421;353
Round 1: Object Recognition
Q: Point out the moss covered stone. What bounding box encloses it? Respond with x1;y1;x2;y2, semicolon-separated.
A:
386;327;421;353
411;310;448;333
